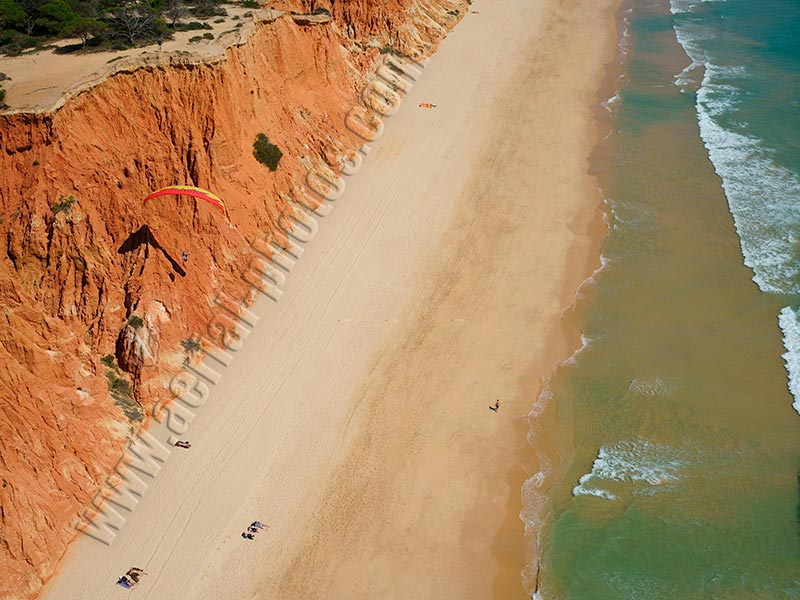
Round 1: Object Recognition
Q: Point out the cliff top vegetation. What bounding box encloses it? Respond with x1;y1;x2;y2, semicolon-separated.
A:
0;0;258;55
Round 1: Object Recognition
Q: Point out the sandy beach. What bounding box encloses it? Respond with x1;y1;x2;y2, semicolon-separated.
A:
39;0;620;598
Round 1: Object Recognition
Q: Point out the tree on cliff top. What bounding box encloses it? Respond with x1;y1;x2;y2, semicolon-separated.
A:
0;0;26;31
34;0;77;34
62;16;105;47
162;0;184;28
107;1;168;46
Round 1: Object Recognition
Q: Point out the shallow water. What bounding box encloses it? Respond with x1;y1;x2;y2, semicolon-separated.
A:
529;1;800;597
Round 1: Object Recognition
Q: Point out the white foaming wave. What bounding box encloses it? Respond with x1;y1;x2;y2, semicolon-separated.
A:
672;10;713;69
527;375;553;422
573;472;617;500
628;376;680;397
521;469;550;532
670;0;726;14
602;93;621;113
606;197;659;232
673;61;702;91
521;379;556;597
576;255;611;299
696;79;800;295
560;334;592;366
778;306;800;416
619;7;633;57
673;14;800;295
572;439;688;500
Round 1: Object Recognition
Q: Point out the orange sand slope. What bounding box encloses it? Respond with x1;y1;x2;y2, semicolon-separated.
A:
0;2;467;598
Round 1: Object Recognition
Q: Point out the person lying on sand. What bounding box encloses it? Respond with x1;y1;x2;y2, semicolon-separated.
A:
174;440;191;449
242;532;255;540
117;568;146;588
418;102;437;109
489;399;500;412
126;567;146;583
250;521;268;530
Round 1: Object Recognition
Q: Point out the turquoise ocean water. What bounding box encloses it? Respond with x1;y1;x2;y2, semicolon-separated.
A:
526;1;800;598
671;0;800;406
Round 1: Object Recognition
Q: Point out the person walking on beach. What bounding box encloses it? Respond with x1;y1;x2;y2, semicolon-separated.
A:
489;399;500;412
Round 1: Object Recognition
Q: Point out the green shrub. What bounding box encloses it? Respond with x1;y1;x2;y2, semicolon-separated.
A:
0;87;5;104
213;17;225;23
16;35;37;49
188;35;203;42
181;338;202;353
106;370;142;421
231;15;240;20
52;195;75;214
127;315;144;330
177;21;213;31
253;133;282;171
240;0;259;7
190;0;226;18
203;32;214;39
101;353;116;368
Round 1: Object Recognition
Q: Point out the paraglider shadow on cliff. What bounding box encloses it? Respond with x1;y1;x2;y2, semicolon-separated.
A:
118;225;186;279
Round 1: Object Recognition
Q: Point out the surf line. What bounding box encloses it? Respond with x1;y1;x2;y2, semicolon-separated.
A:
75;50;427;545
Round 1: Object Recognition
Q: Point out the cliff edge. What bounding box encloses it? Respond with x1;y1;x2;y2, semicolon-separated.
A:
0;1;467;597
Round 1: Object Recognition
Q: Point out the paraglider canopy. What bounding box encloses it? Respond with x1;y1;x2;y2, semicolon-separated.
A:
144;186;227;217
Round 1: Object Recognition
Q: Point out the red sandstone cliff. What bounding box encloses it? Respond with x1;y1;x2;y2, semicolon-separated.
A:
0;2;466;598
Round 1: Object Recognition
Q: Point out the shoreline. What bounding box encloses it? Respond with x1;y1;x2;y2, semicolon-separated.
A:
252;0;623;596
36;0;622;597
518;2;629;594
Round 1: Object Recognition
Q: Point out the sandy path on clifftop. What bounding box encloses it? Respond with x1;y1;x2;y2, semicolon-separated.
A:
39;0;620;598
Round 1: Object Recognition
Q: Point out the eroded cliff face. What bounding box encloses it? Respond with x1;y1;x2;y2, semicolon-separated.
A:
0;2;466;597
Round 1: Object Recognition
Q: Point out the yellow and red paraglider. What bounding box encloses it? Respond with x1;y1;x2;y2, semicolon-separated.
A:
143;186;227;217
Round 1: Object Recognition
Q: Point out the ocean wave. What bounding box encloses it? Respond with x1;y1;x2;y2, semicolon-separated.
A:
560;334;592;366
778;306;800;416
628;376;681;397
696;79;800;295
575;254;611;299
669;0;727;15
673;60;702;92
602;93;621;113
572;439;688;500
672;14;800;296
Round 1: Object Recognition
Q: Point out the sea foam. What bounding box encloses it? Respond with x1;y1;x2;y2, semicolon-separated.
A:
671;2;800;413
779;306;800;416
572;439;688;500
672;5;800;296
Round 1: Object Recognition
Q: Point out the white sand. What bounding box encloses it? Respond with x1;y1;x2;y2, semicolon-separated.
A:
40;0;620;597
